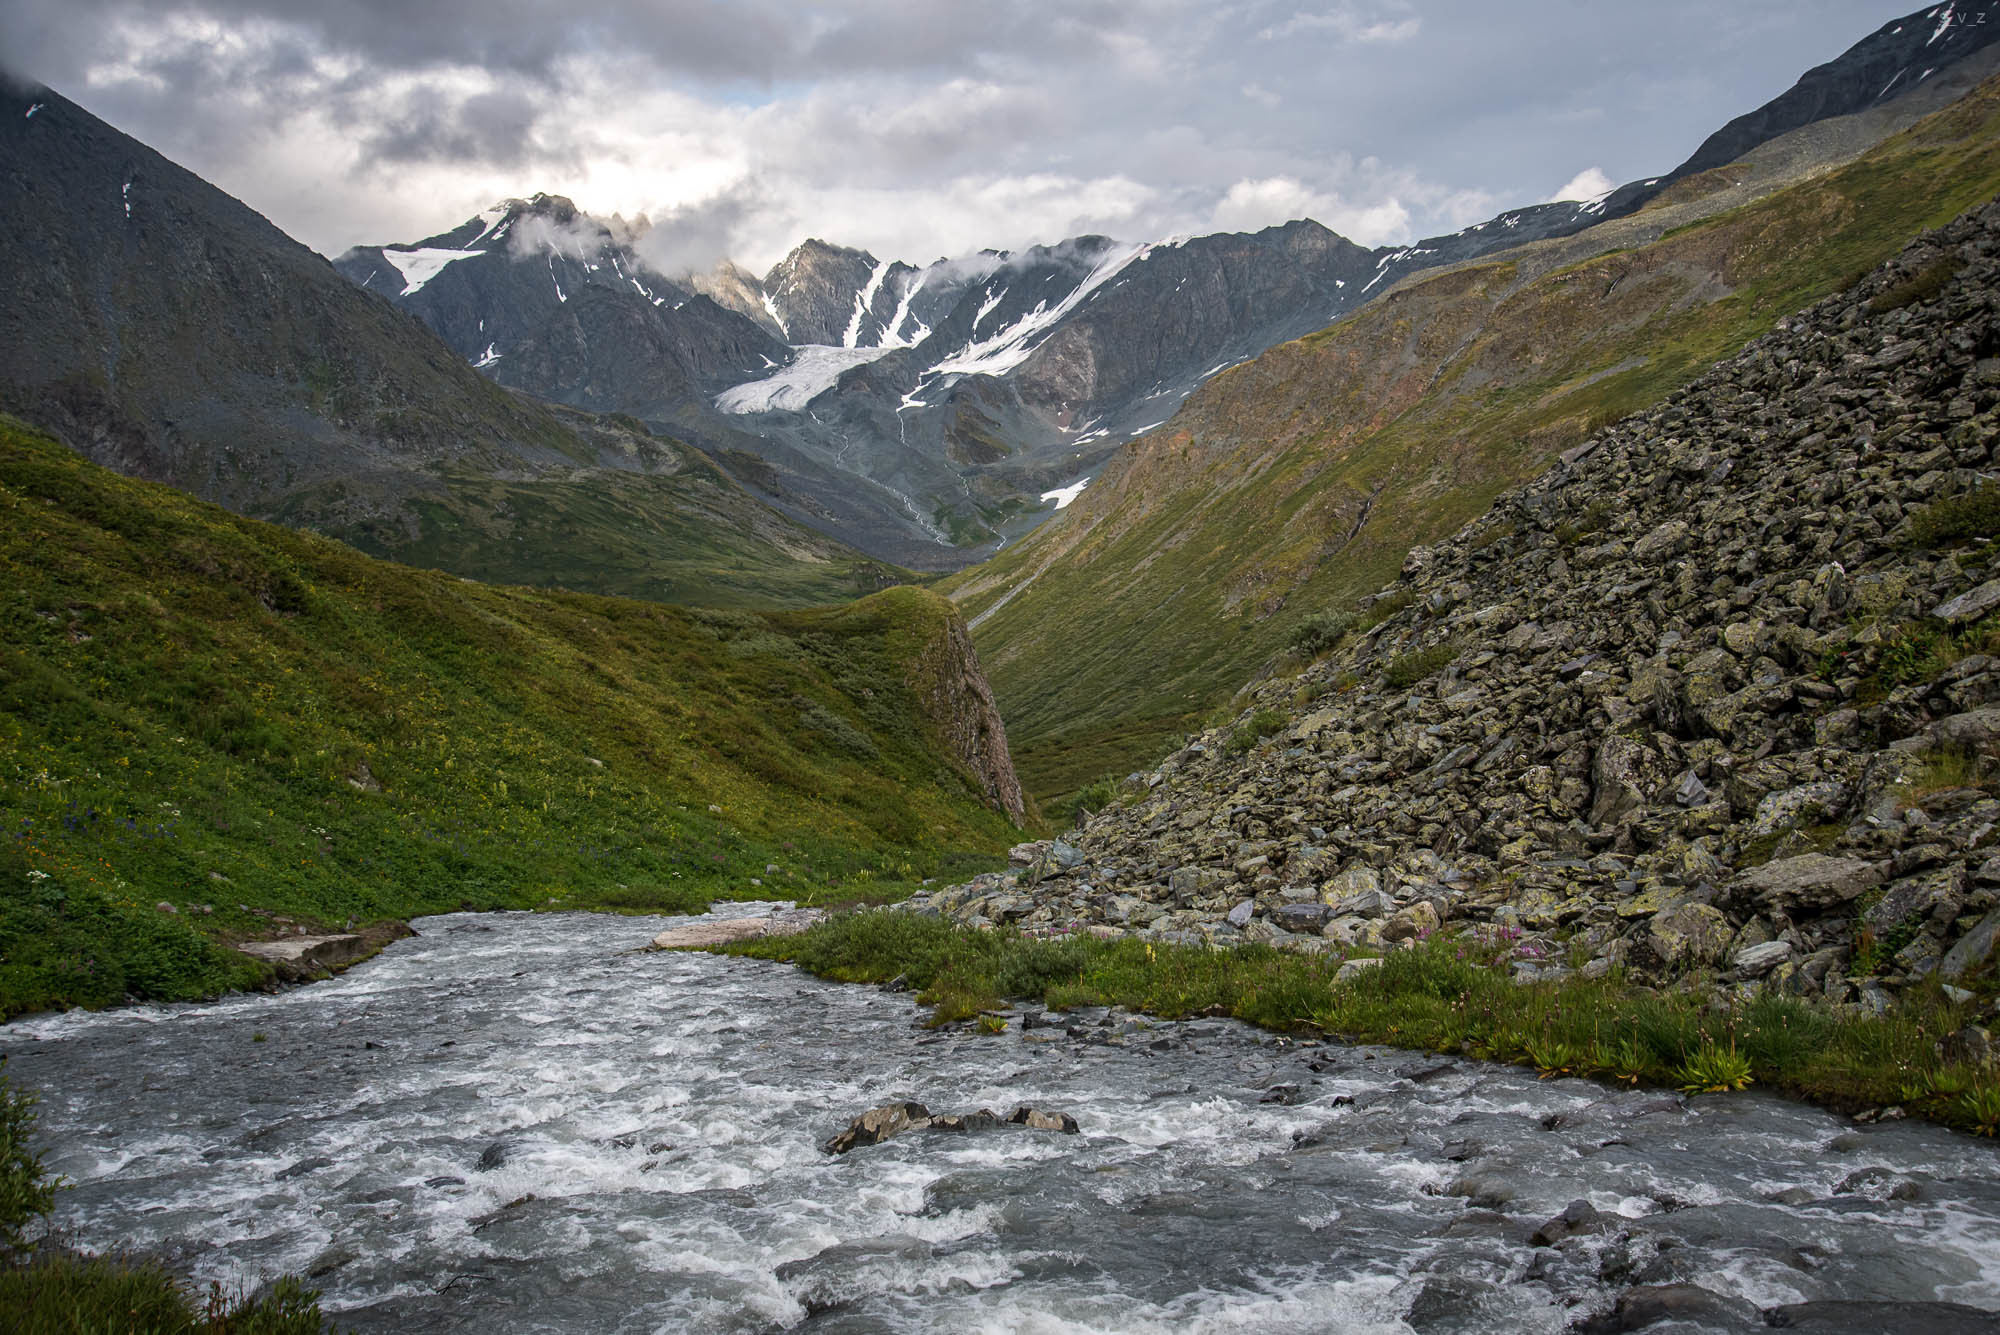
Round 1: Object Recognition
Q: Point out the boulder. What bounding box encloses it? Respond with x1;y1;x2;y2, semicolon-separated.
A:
824;1102;1079;1154
1647;903;1732;969
825;1102;933;1154
1932;580;2000;624
1942;908;2000;979
1735;854;1883;912
1334;957;1384;986
1731;940;1794;980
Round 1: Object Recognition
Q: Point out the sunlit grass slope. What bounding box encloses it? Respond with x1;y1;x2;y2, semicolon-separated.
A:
0;416;1016;1016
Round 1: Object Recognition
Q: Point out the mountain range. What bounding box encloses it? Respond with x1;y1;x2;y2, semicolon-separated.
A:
332;1;2000;570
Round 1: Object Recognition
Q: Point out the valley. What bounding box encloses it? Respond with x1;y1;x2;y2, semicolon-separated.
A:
6;3;2000;1331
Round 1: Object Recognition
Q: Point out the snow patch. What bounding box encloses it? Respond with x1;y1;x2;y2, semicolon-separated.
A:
927;240;1152;381
1041;478;1090;509
121;181;131;220
883;270;930;348
760;292;789;341
25;102;44;119
381;247;485;296
473;343;501;368
1931;2;1959;45
467;206;509;248
715;345;892;414
842;258;893;348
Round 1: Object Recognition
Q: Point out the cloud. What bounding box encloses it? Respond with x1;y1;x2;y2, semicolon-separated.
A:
1548;166;1616;203
631;182;772;277
0;0;1915;272
1258;4;1420;45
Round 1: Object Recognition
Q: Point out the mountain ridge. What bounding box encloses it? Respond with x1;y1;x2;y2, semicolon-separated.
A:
332;2;2000;571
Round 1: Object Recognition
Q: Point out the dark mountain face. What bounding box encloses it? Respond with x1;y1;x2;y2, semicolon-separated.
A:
0;83;582;514
334;195;791;419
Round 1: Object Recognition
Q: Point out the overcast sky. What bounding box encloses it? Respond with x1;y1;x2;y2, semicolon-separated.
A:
1;1;1923;273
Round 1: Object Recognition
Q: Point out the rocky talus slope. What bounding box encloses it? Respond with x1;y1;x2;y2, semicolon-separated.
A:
913;201;2000;1010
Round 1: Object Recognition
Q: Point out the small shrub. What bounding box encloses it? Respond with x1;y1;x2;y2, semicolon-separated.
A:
1554;501;1612;547
1526;1037;1580;1079
0;1064;56;1252
1286;612;1353;660
1382;641;1460;690
1469;522;1516;551
1067;773;1123;821
1906;481;2000;549
1868;255;1965;314
1224;708;1289;754
1956;1085;2000;1136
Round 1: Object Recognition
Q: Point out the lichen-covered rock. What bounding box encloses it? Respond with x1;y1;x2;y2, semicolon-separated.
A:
1647;903;1732;969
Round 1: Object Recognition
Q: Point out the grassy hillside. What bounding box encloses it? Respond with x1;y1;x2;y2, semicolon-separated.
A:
950;74;2000;805
0;416;1018;1017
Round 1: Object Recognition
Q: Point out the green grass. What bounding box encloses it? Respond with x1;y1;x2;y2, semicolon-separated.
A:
321;464;921;611
948;75;2000;806
0;416;1020;1017
730;914;2000;1132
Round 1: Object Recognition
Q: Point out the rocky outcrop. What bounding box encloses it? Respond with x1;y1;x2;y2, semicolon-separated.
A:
909;198;2000;1010
911;599;1027;825
236;921;411;982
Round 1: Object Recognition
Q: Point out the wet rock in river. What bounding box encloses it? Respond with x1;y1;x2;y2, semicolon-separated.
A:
824;1101;1080;1153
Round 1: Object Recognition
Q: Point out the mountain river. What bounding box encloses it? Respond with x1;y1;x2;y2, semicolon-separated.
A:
6;908;2000;1332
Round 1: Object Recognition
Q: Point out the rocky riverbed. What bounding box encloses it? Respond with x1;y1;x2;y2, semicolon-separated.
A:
5;909;2000;1331
910;204;2000;1025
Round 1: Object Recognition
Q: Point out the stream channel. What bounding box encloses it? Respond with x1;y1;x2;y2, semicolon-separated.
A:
7;907;2000;1332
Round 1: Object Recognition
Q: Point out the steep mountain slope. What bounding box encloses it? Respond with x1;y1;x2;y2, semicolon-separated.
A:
918;198;2000;1019
0;84;896;609
336;194;790;418
0;412;1022;1016
949;72;2000;805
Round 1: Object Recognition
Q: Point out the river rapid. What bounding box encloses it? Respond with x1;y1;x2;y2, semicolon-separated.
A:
6;908;2000;1333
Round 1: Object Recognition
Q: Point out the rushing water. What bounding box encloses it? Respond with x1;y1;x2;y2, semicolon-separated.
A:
7;909;2000;1333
